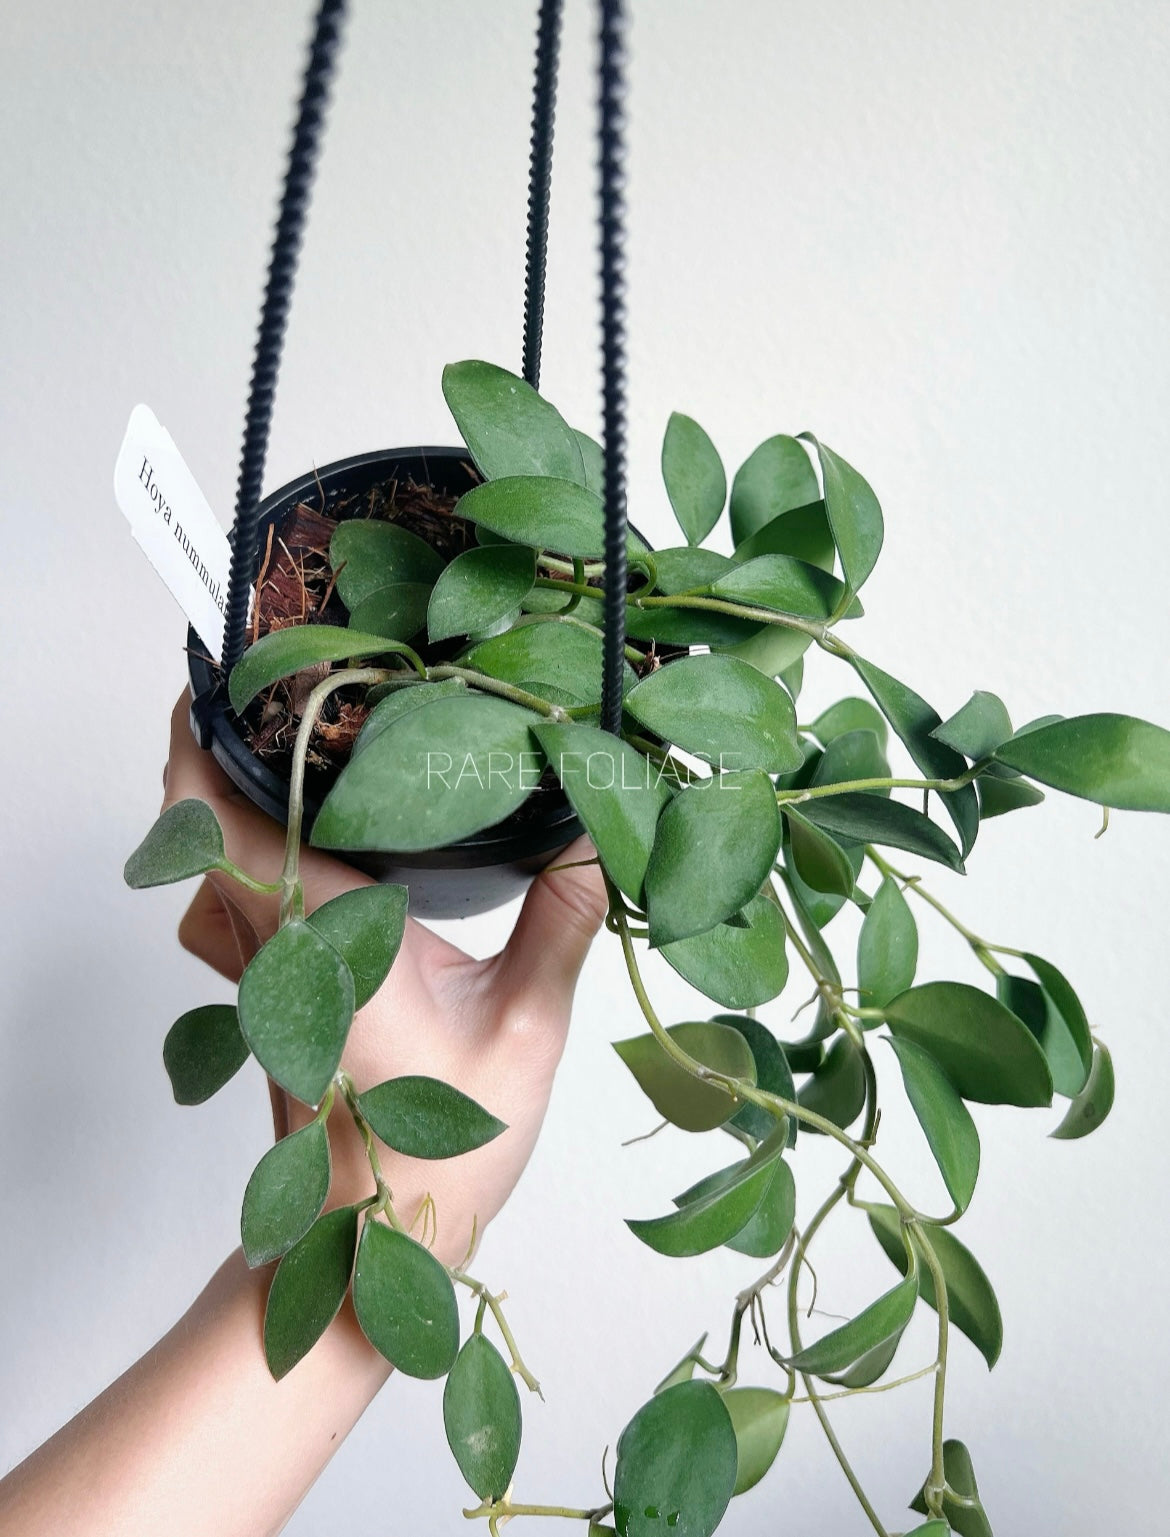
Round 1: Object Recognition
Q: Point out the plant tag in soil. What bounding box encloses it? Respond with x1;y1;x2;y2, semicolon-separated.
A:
113;403;236;660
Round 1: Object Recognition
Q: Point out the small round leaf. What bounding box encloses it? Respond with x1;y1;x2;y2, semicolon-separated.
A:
613;1381;738;1537
124;800;225;889
162;1003;249;1105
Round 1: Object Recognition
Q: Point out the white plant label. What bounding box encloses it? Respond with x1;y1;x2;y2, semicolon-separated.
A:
114;403;236;661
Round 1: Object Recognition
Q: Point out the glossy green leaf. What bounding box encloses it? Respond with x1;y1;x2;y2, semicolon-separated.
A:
263;1205;358;1380
857;875;918;1010
456;476;611;559
675;1151;796;1259
998;967;1090;1098
124;800;225;888
887;1038;979;1212
443;360;586;483
714;1012;797;1145
651;546;735;593
729;436;820;546
358;1075;506;1159
977;773;1045;818
798;1036;867;1132
573;427;606;494
810;697;888;751
614;1020;756;1132
352;1219;459;1378
788;1275;918;1378
885;981;1053;1107
732;500;835;572
228;625;417;714
904;1523;951;1536
709;555;860;620
162;1003;249;1105
810;728;891;792
443;1333;522;1500
852;656;979;857
241;1120;332;1267
464;617;633;708
613;1381;738;1537
821;1327;905;1389
783;807;854;897
662;413;726;546
339;574;433;639
629;1135;785;1258
352;679;469;755
720;1387;790;1495
427;544;537;643
800;794;964;873
238;920;356;1105
995;712;1170;811
654;1337;708;1394
800;434;883;594
869;1204;1002;1369
645;771;783;946
661;895;789;1012
931;691;1013;760
626;655;802;775
312;694;543;852
1051;1040;1114;1140
534;721;669;904
910;1439;993;1537
780;655;804;701
718;622;815;680
331;521;443;639
305;885;408;1009
626;604;759;650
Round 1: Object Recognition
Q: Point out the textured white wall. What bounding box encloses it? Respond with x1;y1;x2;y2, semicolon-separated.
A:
2;2;1169;1531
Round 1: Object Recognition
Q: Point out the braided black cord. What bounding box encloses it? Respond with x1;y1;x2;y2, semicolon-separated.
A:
521;0;564;390
221;0;349;674
598;0;629;735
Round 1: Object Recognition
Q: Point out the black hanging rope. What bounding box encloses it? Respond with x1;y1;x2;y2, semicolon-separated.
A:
521;0;564;391
598;0;630;736
221;0;350;675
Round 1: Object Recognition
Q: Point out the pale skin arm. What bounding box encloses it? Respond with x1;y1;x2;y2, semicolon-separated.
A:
0;697;608;1537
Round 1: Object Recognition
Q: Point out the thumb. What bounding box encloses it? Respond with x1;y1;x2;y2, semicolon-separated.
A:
498;837;609;1006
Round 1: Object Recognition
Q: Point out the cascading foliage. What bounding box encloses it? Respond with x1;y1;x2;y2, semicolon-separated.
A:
125;359;1170;1536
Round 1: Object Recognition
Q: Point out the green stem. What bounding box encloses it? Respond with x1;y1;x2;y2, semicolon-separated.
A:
778;766;981;803
450;1272;542;1396
866;848;1005;977
216;859;283;896
337;1071;402;1225
425;665;570;720
636;592;826;639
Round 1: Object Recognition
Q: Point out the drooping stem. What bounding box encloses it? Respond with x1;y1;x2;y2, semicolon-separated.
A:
866;847;1006;977
450;1272;543;1396
425;664;571;720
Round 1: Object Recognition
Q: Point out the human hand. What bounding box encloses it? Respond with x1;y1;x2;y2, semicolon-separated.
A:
162;694;607;1267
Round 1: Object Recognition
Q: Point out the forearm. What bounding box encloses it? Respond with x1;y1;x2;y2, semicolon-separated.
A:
0;1250;391;1537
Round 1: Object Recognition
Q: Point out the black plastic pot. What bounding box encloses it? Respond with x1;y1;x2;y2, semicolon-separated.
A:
187;446;585;918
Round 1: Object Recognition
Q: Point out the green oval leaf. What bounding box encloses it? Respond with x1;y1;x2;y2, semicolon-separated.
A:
626;604;759;650
733;499;835;571
799;434;884;594
886;1037;979;1212
852;656;980;858
464;617;633;708
869;1205;1003;1369
312;693;543;852
1050;1040;1114;1140
810;728;891;792
238;920;356;1106
263;1205;359;1380
910;1439;993;1537
800;794;964;873
651;546;735;593
709;554;860;620
798;1036;867;1133
352;1220;460;1378
241;1119;332;1267
645;771;783;946
714;1012;797;1145
443;360;586;484
720;1387;790;1495
662;412;726;546
626;654;803;775
427;544;537;643
331;519;444;605
788;1274;918;1378
228;625;418;714
162;1003;249;1105
443;1333;522;1500
857;875;918;1010
614;1381;738;1537
357;1075;506;1159
347;583;432;642
783;807;855;897
305;884;408;1010
661;895;789;1012
931;691;1013;759
674;1149;796;1259
124;800;225;889
884;981;1053;1107
629;1136;784;1258
456;476;607;559
997;967;1090;1099
533;721;670;905
614;1021;756;1133
995;712;1170;811
977;773;1045;818
810;697;888;750
573;427;606;494
352;678;469;756
729;436;820;547
820;1327;905;1390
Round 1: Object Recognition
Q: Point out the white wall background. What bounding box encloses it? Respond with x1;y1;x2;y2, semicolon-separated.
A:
3;1;1169;1531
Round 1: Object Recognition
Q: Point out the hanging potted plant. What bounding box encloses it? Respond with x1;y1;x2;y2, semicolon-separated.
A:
122;1;1170;1534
